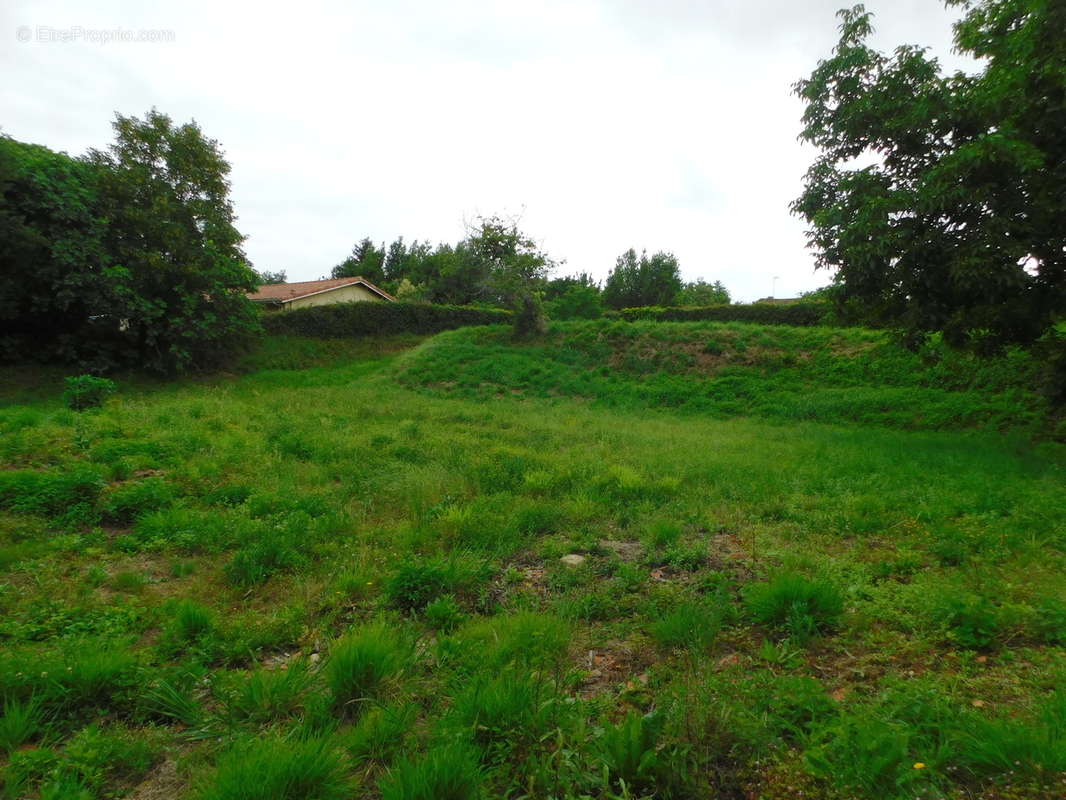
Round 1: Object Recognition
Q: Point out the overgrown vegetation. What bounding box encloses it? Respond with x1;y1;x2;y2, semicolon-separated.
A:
0;329;1061;799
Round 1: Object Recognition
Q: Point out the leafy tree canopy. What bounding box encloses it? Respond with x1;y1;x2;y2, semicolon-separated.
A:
603;249;683;309
793;0;1066;352
677;279;731;307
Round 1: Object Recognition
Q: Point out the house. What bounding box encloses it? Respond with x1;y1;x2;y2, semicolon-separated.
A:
247;277;396;311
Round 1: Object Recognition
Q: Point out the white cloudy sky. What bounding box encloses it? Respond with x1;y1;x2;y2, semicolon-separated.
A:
3;0;975;300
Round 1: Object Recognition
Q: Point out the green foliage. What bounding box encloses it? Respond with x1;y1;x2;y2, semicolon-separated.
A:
385;558;481;612
0;467;104;518
0;111;261;373
59;724;158;794
261;301;510;338
677;279;731;307
745;573;844;641
345;703;416;766
379;743;483;800
331;237;386;283
449;672;559;762
198;736;351;800
928;590;1002;649
545;283;604;320
597;711;681;795
0;697;42;753
61;375;116;410
604;248;683;309
101;477;175;523
615;301;830;326
327;625;412;716
793;1;1066;352
652;600;723;651
217;659;312;724
424;594;465;632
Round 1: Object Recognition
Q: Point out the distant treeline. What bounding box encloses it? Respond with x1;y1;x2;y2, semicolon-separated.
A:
329;236;733;318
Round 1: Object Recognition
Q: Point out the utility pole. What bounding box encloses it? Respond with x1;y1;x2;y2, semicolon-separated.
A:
771;276;780;299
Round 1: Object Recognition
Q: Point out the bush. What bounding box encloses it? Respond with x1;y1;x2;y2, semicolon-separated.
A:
385;558;481;612
62;375;116;410
261;301;511;338
0;468;105;519
744;573;844;641
327;625;412;716
612;302;833;327
379;743;483;800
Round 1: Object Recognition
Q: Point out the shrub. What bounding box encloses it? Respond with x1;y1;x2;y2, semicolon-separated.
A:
744;573;844;641
224;528;307;588
62;375;116;411
327;625;412;716
198;736;351;800
379;743;483;800
60;724;159;793
261;301;510;338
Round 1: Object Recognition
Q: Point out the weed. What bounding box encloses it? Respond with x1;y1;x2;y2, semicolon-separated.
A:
0;697;42;753
386;557;484;612
62;376;116;411
745;573;844;641
198;736;351;800
101;477;175;523
424;594;465;632
597;711;679;795
929;590;1001;649
346;703;416;766
379;742;483;800
652;600;723;652
327;625;412;716
109;570;147;594
449;672;559;762
218;659;313;725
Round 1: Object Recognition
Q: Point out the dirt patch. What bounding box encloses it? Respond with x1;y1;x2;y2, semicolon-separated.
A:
575;639;654;697
128;758;185;800
599;539;642;561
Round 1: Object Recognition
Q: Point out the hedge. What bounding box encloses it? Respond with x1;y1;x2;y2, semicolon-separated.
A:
260;301;512;338
609;302;834;327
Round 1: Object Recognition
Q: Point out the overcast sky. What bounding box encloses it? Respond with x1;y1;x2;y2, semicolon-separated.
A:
3;1;974;301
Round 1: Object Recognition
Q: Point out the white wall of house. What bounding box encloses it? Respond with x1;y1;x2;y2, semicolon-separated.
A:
285;283;382;310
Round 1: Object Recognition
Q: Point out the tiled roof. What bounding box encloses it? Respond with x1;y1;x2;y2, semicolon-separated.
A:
247;277;396;303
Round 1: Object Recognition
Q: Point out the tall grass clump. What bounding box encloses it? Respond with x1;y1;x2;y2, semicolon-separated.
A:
198;736;351;800
379;742;483;800
745;573;844;641
0;697;42;753
652;600;724;652
327;625;412;716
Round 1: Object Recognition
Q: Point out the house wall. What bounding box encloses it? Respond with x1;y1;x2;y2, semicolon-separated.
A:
285;284;382;310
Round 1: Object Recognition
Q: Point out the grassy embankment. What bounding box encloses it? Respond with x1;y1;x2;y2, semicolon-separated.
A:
0;321;1063;800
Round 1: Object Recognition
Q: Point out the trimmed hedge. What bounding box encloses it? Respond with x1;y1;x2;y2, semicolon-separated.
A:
610;302;834;327
261;302;511;338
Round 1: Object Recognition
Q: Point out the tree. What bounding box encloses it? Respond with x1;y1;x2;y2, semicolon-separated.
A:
792;0;1066;353
332;237;385;283
603;249;683;308
677;279;730;306
467;214;555;337
255;269;287;285
546;284;604;319
0;135;113;366
89;109;260;372
544;272;599;301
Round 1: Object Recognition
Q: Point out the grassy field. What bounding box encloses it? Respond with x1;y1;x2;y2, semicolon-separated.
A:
0;323;1064;799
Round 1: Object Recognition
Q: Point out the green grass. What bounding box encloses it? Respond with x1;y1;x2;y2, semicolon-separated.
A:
0;329;1062;799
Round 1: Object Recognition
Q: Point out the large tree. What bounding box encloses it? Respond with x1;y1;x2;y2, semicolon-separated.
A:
603;249;683;309
793;0;1066;352
1;111;260;373
89;110;260;372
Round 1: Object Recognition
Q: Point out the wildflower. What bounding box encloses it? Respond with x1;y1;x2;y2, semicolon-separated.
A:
913;762;926;770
